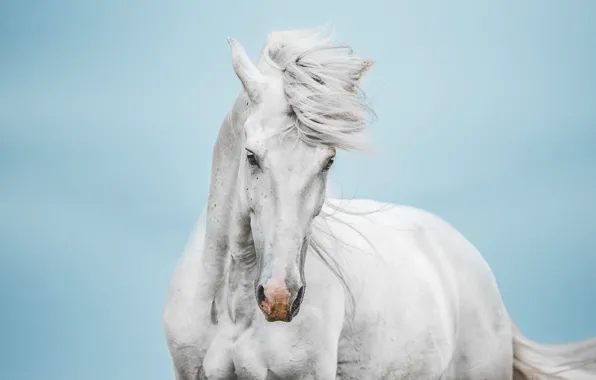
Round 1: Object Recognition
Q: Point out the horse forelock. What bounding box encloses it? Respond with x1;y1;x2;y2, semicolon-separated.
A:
259;26;375;152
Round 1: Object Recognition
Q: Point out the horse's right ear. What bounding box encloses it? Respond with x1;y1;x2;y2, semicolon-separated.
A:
227;37;266;103
353;59;374;86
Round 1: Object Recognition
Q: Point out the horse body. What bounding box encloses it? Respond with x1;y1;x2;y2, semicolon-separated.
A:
322;200;514;379
163;28;596;379
165;197;513;379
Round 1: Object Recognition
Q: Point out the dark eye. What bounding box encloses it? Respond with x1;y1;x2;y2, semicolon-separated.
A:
323;157;335;171
247;152;258;167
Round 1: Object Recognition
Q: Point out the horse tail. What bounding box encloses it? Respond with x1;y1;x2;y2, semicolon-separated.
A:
512;323;596;379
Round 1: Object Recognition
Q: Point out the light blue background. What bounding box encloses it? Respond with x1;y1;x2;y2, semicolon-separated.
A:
1;1;595;379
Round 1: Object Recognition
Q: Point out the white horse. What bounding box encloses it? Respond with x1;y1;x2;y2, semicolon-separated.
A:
163;28;596;380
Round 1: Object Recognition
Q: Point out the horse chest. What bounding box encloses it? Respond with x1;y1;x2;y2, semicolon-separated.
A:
201;322;269;380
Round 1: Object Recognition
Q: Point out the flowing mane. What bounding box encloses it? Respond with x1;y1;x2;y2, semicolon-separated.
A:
260;27;375;151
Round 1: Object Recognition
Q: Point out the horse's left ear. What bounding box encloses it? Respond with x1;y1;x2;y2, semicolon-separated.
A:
227;37;266;103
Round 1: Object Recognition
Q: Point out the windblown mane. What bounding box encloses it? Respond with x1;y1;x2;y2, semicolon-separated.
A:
260;27;375;151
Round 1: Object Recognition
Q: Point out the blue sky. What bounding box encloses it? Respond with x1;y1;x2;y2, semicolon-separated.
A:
1;1;595;379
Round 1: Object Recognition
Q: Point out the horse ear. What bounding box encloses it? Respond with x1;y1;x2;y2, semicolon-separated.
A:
227;37;265;103
354;59;374;85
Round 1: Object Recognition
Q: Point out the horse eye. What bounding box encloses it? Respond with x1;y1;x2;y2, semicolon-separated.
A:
323;157;335;171
247;153;258;167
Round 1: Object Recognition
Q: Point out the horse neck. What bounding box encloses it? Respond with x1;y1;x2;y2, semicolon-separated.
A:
199;93;252;301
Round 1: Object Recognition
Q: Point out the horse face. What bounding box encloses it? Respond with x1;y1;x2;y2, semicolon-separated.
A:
228;37;335;322
243;131;334;322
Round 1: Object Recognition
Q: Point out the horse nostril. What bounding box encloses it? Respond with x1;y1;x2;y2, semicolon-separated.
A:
257;285;266;304
290;286;305;316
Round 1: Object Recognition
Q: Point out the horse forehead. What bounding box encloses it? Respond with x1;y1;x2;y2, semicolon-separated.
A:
273;146;324;177
262;88;287;109
248;136;318;172
244;103;289;138
261;74;287;109
269;135;318;156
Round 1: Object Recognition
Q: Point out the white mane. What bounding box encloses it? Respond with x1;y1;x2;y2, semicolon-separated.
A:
260;27;375;151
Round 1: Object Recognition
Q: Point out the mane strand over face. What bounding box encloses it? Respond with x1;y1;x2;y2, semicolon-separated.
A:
261;27;375;151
